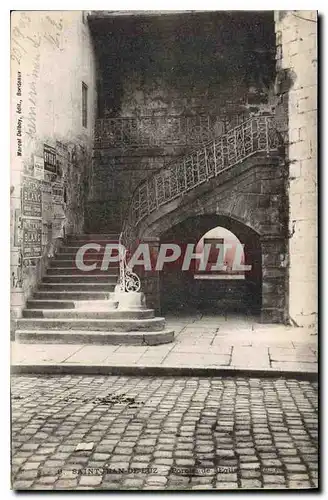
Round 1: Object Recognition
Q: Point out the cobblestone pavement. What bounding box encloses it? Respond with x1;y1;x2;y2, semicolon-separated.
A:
11;375;319;490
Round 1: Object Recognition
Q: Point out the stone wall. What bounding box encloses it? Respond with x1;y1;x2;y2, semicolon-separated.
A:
92;12;275;118
275;10;317;327
87;11;277;231
86;152;169;232
10;11;97;324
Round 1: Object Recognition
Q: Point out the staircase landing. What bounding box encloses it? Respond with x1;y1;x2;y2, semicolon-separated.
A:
15;234;174;346
12;313;317;378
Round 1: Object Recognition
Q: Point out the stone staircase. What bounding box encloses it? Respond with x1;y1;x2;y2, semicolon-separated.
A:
15;234;174;346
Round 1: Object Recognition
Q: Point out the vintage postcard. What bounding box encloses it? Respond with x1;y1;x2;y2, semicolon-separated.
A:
10;9;318;491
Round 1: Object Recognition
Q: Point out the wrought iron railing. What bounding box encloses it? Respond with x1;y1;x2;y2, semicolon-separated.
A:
117;238;141;293
118;114;279;291
95;115;228;149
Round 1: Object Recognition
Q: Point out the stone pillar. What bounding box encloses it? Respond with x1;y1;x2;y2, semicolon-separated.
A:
137;237;161;315
261;236;288;323
275;11;317;327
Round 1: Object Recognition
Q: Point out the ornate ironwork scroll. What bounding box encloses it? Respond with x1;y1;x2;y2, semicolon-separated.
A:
118;233;141;293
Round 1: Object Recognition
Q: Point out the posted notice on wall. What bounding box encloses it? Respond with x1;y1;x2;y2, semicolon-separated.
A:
41;181;53;222
33;155;44;180
52;182;64;205
44;144;57;174
21;176;42;218
22;218;42;259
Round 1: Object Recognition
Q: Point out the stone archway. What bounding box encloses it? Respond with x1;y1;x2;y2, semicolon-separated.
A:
155;214;262;317
138;157;288;323
140;211;287;323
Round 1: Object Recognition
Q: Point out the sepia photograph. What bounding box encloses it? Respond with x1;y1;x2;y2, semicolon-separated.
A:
10;7;318;491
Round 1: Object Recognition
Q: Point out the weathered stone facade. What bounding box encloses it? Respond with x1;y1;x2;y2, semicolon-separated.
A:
10;11;97;324
275;11;317;327
10;10;317;329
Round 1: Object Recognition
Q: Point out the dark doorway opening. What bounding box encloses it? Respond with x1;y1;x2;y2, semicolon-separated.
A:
159;214;262;317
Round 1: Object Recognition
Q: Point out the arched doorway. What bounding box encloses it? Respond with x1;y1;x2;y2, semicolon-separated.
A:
159;214;262;317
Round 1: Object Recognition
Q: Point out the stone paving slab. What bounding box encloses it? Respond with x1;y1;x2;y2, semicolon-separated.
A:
10;374;319;490
64;346;119;364
270;362;318;372
13;344;83;364
162;353;231;367
11;315;318;377
172;343;233;354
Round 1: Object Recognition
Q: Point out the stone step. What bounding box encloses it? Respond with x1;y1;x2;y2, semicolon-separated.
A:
66;234;120;240
26;299;118;309
61;242;119;250
42;275;118;284
49;260;119;268
17;317;165;332
23;309;155;320
59;246;119;254
47;267;118;275
38;283;115;291
55;253;108;260
15;329;174;345
63;244;119;251
33;291;112;300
